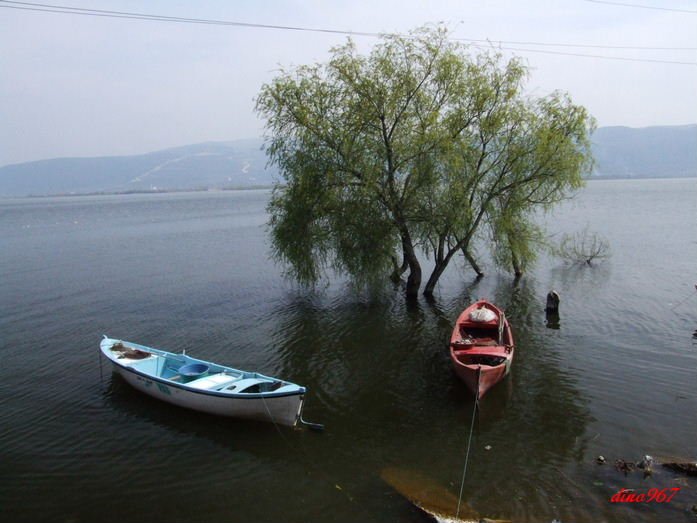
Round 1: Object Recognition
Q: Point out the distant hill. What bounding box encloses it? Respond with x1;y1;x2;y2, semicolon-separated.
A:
0;125;695;197
592;124;696;178
0;139;277;197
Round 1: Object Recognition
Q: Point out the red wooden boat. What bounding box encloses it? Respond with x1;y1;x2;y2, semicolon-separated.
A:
450;299;514;399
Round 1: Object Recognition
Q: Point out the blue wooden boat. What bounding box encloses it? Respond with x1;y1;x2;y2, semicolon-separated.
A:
100;336;319;428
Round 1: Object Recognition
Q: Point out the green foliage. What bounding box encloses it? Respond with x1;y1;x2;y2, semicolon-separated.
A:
256;26;595;295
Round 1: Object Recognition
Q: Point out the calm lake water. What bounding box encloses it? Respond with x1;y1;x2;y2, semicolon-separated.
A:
1;179;696;523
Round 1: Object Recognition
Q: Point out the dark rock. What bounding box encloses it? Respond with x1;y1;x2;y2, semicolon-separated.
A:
662;462;697;476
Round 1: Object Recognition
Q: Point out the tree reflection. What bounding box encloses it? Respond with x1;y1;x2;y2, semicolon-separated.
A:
269;278;594;522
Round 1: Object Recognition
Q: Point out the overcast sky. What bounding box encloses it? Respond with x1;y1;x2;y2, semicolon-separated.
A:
1;0;695;166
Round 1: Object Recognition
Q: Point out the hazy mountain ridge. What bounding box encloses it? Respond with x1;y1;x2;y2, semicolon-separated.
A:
0;139;278;197
1;126;695;197
592;124;696;179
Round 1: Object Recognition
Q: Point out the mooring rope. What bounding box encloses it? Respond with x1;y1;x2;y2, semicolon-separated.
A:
98;349;103;384
261;394;290;442
455;368;480;519
260;395;362;509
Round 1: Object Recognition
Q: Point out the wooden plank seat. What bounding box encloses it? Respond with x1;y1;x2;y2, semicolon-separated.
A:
181;374;297;394
185;373;242;390
222;378;297;394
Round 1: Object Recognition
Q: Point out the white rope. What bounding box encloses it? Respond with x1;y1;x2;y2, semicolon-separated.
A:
98;349;103;384
261;395;290;444
455;369;480;519
260;394;360;506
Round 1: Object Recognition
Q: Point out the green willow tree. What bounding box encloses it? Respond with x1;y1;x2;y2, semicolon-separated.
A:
256;27;594;298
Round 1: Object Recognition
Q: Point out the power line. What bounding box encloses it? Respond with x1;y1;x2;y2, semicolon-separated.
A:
3;0;694;50
457;37;695;51
0;0;383;35
1;0;696;66
469;41;696;65
581;0;697;13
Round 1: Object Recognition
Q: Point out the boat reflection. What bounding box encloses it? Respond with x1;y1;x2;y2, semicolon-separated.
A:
266;277;594;522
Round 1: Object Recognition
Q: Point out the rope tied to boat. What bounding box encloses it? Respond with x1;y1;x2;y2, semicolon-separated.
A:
260;395;368;511
455;367;480;519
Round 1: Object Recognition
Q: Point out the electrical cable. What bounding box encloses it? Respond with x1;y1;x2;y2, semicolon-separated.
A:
581;0;697;14
1;0;695;65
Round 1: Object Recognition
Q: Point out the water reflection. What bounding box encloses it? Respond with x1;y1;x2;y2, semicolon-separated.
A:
545;310;561;330
103;373;293;453
549;261;612;291
98;372;357;522
266;278;594;522
4;184;694;523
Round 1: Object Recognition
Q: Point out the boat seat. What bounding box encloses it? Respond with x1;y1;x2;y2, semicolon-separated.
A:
185;373;240;390
224;378;270;393
271;384;300;394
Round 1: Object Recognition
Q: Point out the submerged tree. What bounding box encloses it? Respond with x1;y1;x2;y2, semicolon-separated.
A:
557;228;611;265
256;26;594;297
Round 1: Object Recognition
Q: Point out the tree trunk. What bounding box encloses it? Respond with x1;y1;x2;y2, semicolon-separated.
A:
390;247;409;283
423;239;461;297
512;260;523;278
405;258;421;298
423;260;446;297
423;233;481;297
400;232;421;298
510;244;523;278
462;248;484;277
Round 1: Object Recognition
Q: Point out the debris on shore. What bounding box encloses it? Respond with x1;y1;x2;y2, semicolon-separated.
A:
614;459;636;475
662;462;697;477
601;454;696;479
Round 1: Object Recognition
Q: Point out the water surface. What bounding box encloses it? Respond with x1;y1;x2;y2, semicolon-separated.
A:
1;180;695;522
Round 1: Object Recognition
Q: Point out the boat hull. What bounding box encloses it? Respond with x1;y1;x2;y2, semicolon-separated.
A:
449;300;514;399
101;337;306;427
450;354;510;399
111;363;304;426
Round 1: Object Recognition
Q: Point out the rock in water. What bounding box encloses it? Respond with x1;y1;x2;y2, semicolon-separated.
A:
661;462;697;476
380;467;511;523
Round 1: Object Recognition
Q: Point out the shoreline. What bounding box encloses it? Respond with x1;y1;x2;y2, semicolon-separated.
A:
1;174;696;200
2;185;276;200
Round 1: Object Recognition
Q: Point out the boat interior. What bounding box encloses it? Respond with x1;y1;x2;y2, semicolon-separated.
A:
453;353;507;367
455;325;501;347
110;344;296;394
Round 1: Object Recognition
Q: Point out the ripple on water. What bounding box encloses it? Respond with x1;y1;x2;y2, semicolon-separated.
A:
2;184;696;523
